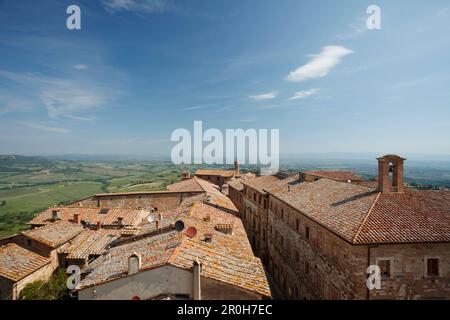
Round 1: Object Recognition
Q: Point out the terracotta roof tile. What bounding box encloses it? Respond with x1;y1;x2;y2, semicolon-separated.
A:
271;179;379;243
58;229;119;260
77;202;270;297
195;169;236;177
23;221;84;248
304;170;364;182
29;207;150;227
0;243;50;281
354;190;450;244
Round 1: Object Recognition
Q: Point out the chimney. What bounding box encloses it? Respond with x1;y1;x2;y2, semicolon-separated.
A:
234;160;240;175
128;253;141;275
73;213;81;225
51;209;60;220
117;217;124;226
181;167;191;181
203;233;213;242
96;221;102;230
377;155;406;193
215;223;233;235
192;259;202;300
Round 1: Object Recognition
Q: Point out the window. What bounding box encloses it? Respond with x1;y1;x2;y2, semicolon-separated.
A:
280;209;284;221
378;260;391;278
296;219;300;231
253;193;256;201
295;251;299;264
305;261;310;274
427;259;439;277
305;226;310;240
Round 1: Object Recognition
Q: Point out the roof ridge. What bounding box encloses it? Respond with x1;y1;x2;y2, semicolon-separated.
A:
352;191;381;244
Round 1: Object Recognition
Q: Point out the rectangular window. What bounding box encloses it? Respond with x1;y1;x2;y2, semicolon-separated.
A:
378;260;391;278
305;261;309;274
427;259;439;276
305;226;310;240
296;219;300;231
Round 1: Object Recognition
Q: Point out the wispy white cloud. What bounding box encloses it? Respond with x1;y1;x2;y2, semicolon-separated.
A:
249;91;278;101
74;64;88;70
101;0;172;13
335;16;367;40
287;88;319;101
0;97;35;115
286;46;353;82
179;104;213;111
0;70;119;119
20;121;69;134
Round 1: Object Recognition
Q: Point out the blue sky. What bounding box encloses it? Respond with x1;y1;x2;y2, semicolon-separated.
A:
0;0;449;158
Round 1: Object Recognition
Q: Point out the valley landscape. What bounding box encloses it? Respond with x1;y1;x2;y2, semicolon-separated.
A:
1;154;449;239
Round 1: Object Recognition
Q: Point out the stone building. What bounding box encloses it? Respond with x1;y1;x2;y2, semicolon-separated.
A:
0;243;54;300
239;173;296;264
194;160;241;188
75;202;271;300
228;155;450;300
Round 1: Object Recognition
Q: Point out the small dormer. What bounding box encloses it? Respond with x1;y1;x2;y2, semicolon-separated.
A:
128;253;142;275
377;154;406;193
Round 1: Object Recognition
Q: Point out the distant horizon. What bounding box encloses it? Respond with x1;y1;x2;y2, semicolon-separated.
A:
3;151;450;162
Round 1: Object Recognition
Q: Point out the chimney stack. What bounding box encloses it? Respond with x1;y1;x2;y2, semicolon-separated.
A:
52;209;60;221
117;217;124;226
377;155;406;193
234;160;240;175
193;259;202;300
73;213;81;225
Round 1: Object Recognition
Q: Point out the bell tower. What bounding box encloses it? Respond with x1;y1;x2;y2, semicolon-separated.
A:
377;155;406;193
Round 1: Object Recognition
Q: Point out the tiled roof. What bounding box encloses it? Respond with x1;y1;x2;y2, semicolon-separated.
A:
77;202;270;297
226;173;256;191
271;178;450;245
304;170;364;182
195;178;238;212
243;175;286;193
0;243;50;281
195;169;236;177
244;174;298;194
271;179;379;243
354;190;450;244
166;178;205;192
28;207;150;227
166;177;237;212
23;221;84;248
58;230;119;260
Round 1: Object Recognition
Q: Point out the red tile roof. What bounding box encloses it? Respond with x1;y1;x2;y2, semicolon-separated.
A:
304;170;364;182
166;178;205;192
270;179;450;245
28;207;150;227
195;169;236;177
23;221;84;248
0;243;51;281
354;190;450;244
58;229;119;260
167;177;237;212
77;202;270;297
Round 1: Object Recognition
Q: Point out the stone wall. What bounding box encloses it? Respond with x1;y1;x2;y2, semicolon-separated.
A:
72;191;203;212
369;243;450;300
242;184;269;265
